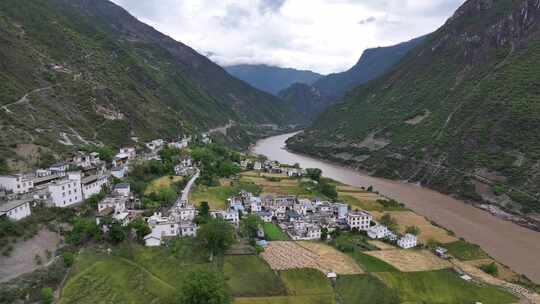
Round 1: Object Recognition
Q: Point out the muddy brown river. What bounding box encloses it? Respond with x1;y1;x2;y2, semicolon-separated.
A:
252;132;540;283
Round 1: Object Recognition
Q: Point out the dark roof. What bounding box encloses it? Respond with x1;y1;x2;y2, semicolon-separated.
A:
114;183;130;189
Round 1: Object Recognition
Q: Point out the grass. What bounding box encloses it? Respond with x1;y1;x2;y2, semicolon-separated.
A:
144;175;183;195
279;268;333;296
60;239;214;303
263;223;290;241
349;251;399;273
336;274;399;304
189;184;236;210
234;295;336;304
445;240;490;261
223;255;287;297
376;269;519;304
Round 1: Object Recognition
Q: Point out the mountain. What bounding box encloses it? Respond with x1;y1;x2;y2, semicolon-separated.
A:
278;37;424;120
288;0;540;214
225;64;323;95
0;0;295;166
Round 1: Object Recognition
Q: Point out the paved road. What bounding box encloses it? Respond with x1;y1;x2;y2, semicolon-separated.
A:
179;169;199;203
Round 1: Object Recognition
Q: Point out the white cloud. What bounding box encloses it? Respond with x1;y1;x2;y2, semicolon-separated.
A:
111;0;465;74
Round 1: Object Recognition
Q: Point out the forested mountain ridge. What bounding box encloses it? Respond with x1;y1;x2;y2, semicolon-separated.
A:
225;64;323;95
288;0;540;214
278;37;424;120
0;0;295;168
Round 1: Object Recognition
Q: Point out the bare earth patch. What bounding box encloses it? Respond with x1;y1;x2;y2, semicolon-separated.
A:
464;258;519;281
260;241;362;275
372;211;458;244
405;110;431;125
364;249;451;272
0;228;62;283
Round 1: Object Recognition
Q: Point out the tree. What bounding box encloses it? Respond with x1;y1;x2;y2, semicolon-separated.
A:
65;218;101;246
41;287;54;304
178;268;231;304
106;221;127;244
63;252;75;267
480;262;498;276
320;227;328;241
405;225;421;236
380;213;398;231
319;182;338;200
306;168;322;182
0;158;8;174
196;218;235;258
129;218;151;242
195;202;211;225
159;187;177;207
240;215;262;240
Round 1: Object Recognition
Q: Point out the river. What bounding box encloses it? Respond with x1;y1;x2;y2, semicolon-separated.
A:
252;132;540;283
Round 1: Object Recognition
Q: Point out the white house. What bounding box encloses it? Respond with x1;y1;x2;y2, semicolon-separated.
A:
367;225;389;239
112;153;130;168
334;203;348;219
144;231;162;247
180;222;197;237
397;233;417;249
211;209;239;226
48;172;83;207
119;147;136;160
0;174;34;194
49;162;68;175
113;183;130;197
253;161;262;171
256;211;272;223
146;139;164;151
0;199;32;221
171;202;196;221
250;197;262;212
306;225;322;240
81;174;108;200
111;166;126;179
98;196;127;213
113;212;130;226
347;211;372;231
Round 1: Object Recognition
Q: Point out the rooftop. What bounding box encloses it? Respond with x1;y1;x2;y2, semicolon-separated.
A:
0;198;31;212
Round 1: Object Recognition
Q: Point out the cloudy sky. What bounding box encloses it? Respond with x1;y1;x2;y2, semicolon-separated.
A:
111;0;465;74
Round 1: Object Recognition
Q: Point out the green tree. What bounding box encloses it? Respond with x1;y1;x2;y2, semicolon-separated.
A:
63;252;75;267
480;262;498;276
106;221;127;244
240;214;262;240
380;214;398;231
41;287;54;304
320;227;328;241
129;218;151;242
65;218;101;246
196;218;235;258
177;268;231;304
405;225;421;236
319;181;338;200
0;158;8;174
159;187;177;206
306;168;322;182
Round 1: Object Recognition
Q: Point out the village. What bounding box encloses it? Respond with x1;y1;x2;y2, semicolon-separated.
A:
1;133;539;304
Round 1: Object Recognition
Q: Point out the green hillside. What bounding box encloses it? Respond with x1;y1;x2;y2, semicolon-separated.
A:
288;0;540;214
0;0;294;167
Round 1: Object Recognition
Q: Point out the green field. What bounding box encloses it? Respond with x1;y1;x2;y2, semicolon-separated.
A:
234;295;336;304
279;268;334;297
336;274;399;304
376;269;519;304
144;175;183;195
189;184;236;210
263;223;290;241
224;255;287;297
60;240;213;304
445;240;490;261
349;251;399;273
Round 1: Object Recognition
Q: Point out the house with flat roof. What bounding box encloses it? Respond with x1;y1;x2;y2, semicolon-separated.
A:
0;198;32;221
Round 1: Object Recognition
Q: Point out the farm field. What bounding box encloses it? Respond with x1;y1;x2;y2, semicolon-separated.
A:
371;211;458;244
444;240;490;261
297;241;363;275
224;255;287;297
144;175;183;195
367;240;396;250
336;274;399;304
364;249;451;272
348;251;399;273
376;269;519;304
189;184;235;210
263;223;290;241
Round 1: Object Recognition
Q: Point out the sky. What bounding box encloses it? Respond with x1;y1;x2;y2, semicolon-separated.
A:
111;0;466;75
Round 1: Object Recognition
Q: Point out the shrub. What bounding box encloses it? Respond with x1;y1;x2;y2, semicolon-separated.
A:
480;262;498;276
41;287;54;304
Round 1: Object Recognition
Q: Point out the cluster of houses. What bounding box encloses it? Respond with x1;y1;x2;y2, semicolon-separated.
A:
143;200;198;246
0;134;204;223
240;159;306;177
223;190;417;249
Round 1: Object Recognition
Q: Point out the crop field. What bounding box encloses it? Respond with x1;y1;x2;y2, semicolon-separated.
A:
336;274;399;304
364;249;451;272
297;242;363;275
376;269;519;304
263;223;290;241
367;240;396;250
348;251;399;273
371;211;458;244
444;240;490;261
261;241;362;275
144;175;183;195
224;255;287;297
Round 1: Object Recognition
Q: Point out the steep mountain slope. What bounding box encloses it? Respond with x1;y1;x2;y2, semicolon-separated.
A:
0;0;294;166
225;64;323;95
288;0;540;214
278;37;424;120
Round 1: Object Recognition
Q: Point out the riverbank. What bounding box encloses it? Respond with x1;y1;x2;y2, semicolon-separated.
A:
251;132;540;283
